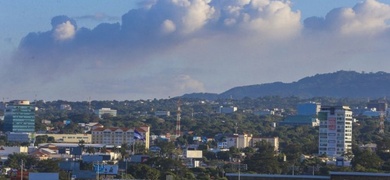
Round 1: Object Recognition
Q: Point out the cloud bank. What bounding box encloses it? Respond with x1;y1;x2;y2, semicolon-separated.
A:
2;0;390;100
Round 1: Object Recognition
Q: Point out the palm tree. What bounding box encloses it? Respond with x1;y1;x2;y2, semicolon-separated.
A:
120;143;129;160
100;146;107;153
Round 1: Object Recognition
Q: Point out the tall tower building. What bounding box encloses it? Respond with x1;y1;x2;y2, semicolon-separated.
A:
3;100;35;133
318;106;353;158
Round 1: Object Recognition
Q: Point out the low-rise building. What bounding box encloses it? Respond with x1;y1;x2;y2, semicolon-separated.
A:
35;133;92;143
280;115;320;127
253;109;275;116
6;132;31;143
91;126;150;149
219;106;237;114
251;136;279;151
224;134;279;151
94;108;117;118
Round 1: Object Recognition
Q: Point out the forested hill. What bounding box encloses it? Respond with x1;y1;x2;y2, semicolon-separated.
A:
182;71;390;99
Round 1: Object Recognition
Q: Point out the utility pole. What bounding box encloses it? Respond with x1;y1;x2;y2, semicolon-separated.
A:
238;159;241;180
96;161;99;180
20;159;23;180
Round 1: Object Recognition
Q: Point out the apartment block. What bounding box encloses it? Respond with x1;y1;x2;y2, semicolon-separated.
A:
319;106;353;158
91;126;150;149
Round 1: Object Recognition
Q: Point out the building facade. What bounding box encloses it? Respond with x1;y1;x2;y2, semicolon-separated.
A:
280;115;320;127
219;106;237;114
297;102;321;116
35;133;92;143
318;106;353;158
225;134;279;151
6;132;32;142
3;100;35;133
94;108;117;118
91;126;150;149
251;137;279;151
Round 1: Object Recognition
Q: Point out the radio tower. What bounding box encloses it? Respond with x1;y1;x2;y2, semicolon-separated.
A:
176;99;181;138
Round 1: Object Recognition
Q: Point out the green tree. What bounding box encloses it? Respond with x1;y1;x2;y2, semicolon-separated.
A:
351;150;383;172
36;159;61;172
86;146;96;154
243;141;281;174
129;164;160;180
120;143;129;160
5;153;38;169
35;135;48;146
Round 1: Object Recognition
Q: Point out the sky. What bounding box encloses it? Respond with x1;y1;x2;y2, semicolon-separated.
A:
1;0;390;101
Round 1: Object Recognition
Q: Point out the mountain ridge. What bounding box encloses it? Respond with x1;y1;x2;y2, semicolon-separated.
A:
182;71;390;100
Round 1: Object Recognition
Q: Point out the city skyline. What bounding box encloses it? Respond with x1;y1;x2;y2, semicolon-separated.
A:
1;0;390;101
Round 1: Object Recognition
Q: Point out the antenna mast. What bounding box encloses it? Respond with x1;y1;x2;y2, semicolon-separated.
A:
176;99;181;138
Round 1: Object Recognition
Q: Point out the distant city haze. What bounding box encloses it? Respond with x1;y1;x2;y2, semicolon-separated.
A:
1;0;390;101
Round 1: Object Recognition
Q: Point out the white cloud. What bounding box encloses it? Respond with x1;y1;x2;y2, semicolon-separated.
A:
305;0;390;36
161;19;176;34
53;21;76;41
216;0;301;38
3;0;390;100
180;0;215;34
174;74;205;92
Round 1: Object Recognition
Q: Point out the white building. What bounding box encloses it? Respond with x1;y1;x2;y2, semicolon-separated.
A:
219;106;237;114
224;134;279;151
91;126;150;149
94;108;117;118
319;106;353;158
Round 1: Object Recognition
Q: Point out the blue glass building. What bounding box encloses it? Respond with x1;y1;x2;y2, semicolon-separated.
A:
3;100;35;132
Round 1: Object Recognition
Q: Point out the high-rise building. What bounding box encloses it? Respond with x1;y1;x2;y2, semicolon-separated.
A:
318;106;353;158
3;100;35;133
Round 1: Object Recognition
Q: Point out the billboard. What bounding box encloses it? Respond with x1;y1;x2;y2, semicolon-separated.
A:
186;150;202;158
327;117;337;155
328;117;336;131
93;164;118;175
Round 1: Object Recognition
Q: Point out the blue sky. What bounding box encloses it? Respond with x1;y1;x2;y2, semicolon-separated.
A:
1;0;390;101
